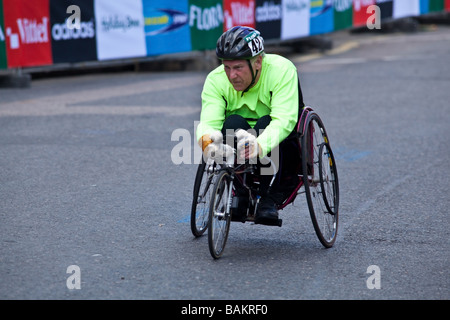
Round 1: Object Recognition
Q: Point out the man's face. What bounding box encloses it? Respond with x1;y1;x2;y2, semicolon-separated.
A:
223;58;261;92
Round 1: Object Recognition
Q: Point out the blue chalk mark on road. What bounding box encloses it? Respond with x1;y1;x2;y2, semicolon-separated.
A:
178;215;190;223
333;147;372;162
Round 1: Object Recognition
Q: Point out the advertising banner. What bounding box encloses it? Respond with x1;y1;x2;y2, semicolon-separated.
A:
334;0;353;31
255;0;281;40
393;0;420;18
420;0;430;13
281;0;310;40
353;0;376;27
143;0;191;56
50;0;96;64
428;0;445;11
1;0;448;70
377;0;393;20
310;0;334;35
3;0;53;68
0;0;7;69
94;0;146;61
189;0;224;51
223;0;255;31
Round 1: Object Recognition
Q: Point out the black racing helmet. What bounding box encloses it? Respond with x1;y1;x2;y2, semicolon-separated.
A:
216;26;264;60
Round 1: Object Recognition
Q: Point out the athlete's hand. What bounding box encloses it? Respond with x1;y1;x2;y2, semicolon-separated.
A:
236;129;259;159
202;131;234;163
200;130;223;152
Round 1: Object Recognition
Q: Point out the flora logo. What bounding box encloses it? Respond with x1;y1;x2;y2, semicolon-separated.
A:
333;0;353;12
189;4;223;31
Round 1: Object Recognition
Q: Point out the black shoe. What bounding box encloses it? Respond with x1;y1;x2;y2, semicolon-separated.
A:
255;197;279;225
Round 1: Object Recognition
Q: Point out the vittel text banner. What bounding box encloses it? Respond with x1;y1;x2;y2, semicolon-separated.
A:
3;0;52;68
223;0;255;31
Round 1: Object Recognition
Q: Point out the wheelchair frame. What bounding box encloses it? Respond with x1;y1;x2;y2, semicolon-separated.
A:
190;106;339;259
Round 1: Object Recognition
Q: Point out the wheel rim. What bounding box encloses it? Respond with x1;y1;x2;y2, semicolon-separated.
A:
303;116;339;247
209;173;231;258
194;171;214;234
319;143;338;215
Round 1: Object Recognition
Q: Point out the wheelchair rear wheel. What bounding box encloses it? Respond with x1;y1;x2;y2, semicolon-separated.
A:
208;170;232;259
301;112;339;248
318;142;339;215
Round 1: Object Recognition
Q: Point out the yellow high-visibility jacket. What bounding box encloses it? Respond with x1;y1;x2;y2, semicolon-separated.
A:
197;54;300;157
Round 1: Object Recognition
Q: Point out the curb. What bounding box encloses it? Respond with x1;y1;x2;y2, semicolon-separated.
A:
0;73;32;88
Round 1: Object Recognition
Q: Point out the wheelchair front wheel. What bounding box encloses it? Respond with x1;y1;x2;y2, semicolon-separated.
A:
208;170;231;259
190;160;215;237
301;112;339;248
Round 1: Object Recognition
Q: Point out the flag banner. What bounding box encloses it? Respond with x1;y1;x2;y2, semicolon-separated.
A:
393;0;420;18
377;0;393;20
189;0;224;51
353;0;376;27
255;0;281;40
0;0;448;69
3;0;53;68
428;0;445;12
223;0;255;31
334;0;353;31
281;0;310;40
310;0;334;35
94;0;146;61
143;0;191;56
0;0;7;69
50;0;97;64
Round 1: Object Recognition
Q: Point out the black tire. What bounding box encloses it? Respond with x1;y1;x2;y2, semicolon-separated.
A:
190;160;214;237
301;112;339;248
208;170;231;259
318;143;339;215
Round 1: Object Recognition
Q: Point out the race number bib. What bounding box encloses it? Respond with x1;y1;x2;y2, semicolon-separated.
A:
244;31;264;57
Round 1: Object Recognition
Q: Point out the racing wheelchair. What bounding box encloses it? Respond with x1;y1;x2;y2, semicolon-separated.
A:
191;106;339;259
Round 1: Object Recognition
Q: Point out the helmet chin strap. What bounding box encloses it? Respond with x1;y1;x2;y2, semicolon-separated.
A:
241;59;258;97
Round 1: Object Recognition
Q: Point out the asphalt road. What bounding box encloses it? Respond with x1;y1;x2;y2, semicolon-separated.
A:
1;25;449;302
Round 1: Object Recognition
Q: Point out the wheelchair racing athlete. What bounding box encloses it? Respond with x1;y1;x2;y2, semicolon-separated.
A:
196;26;305;226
